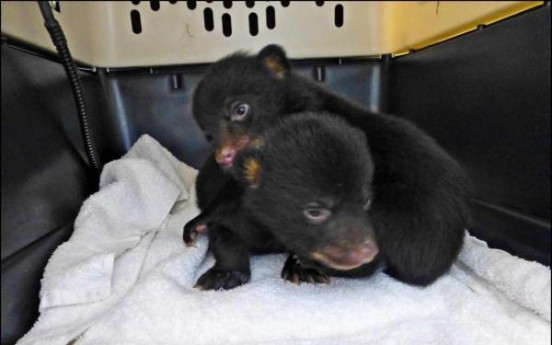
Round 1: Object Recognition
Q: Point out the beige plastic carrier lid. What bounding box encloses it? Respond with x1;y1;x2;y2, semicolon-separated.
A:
0;1;543;68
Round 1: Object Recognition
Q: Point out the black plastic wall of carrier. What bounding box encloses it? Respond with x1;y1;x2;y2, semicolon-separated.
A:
391;4;551;266
1;4;550;345
1;44;100;345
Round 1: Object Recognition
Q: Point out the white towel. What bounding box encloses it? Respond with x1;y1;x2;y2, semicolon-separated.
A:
17;135;551;345
17;135;198;345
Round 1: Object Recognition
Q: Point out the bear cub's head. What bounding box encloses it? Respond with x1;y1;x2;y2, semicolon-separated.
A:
193;44;318;170
233;113;379;271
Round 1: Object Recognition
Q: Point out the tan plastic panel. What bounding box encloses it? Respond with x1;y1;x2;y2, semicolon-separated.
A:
383;1;544;55
0;1;543;67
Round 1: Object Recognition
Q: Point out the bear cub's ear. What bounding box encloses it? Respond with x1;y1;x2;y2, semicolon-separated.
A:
232;149;263;189
257;44;291;78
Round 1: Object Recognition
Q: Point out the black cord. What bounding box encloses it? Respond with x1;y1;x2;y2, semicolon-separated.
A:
37;1;102;175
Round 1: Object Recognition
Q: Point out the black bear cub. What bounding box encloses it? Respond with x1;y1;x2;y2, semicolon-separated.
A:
190;113;380;290
186;44;471;288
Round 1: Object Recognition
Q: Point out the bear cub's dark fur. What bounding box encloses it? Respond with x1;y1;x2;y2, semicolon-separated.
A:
185;45;471;290
189;113;380;290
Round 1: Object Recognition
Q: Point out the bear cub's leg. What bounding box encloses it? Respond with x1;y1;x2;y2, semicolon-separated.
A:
195;224;251;290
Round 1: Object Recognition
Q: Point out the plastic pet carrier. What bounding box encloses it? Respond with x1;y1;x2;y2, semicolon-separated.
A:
1;1;550;345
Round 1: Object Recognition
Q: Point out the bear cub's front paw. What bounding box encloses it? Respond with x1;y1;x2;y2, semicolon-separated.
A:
195;267;251;291
281;254;330;284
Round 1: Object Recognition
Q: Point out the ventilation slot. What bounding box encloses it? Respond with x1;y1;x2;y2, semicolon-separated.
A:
169;0;177;4
245;1;255;8
150;1;160;11
131;0;140;5
131;10;142;34
334;4;344;28
222;13;232;37
204;8;214;31
266;6;276;30
281;1;290;7
171;74;182;90
313;66;325;82
187;1;196;10
316;1;324;6
54;1;60;12
223;0;232;9
249;13;259;36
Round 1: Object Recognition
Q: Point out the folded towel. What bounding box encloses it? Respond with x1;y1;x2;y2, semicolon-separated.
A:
68;234;552;345
459;236;551;321
18;135;197;345
17;135;551;345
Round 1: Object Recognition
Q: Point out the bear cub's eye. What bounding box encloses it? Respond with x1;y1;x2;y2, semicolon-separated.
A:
231;103;250;121
303;204;332;224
